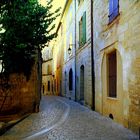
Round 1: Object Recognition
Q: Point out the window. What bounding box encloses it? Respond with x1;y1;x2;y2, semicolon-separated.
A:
48;81;50;91
107;51;117;98
109;0;119;23
79;12;86;46
69;68;73;91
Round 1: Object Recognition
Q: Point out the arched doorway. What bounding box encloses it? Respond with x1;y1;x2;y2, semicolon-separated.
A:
69;68;73;91
80;65;84;102
101;48;123;123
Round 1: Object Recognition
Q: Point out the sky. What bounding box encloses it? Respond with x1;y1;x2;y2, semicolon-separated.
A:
40;0;66;59
39;0;66;32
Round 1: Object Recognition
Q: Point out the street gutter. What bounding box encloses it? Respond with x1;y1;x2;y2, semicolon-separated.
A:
0;114;30;136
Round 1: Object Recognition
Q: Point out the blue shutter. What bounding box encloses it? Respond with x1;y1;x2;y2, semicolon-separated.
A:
109;0;119;22
109;0;113;16
109;0;113;22
113;0;119;18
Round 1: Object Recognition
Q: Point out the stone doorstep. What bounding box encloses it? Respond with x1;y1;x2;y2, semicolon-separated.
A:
0;114;30;136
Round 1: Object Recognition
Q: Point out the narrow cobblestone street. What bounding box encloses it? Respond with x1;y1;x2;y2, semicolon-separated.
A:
1;96;139;140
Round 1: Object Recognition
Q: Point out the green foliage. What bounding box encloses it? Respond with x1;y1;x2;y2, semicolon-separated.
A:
0;0;60;79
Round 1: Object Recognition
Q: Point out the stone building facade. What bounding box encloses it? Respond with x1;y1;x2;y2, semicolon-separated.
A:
52;26;64;96
42;47;54;95
48;0;140;134
93;0;140;133
53;0;93;108
75;0;93;107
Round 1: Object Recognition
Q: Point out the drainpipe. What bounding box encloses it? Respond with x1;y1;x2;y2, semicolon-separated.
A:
74;0;77;101
91;0;95;110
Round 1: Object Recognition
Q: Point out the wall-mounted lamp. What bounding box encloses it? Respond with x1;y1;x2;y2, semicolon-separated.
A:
68;44;75;55
68;47;72;55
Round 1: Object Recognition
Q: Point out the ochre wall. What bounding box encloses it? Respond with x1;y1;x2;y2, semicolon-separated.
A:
93;0;140;133
0;64;40;117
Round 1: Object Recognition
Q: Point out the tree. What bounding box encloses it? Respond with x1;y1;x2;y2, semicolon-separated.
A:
0;0;60;78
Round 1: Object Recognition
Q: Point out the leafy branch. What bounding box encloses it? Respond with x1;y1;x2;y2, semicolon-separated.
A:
0;0;60;79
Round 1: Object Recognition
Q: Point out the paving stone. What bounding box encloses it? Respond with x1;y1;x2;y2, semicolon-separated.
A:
0;96;139;140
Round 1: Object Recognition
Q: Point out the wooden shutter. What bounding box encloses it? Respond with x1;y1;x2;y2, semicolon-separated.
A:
108;51;117;97
79;19;82;45
109;0;119;22
82;12;86;44
109;0;113;22
113;0;119;18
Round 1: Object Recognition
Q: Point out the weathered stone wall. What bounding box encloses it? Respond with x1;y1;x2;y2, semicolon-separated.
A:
93;0;140;133
76;0;92;108
0;64;40;117
129;57;140;133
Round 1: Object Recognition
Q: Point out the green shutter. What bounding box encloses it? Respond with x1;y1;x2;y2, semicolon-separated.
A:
82;12;86;44
79;21;81;45
79;20;82;46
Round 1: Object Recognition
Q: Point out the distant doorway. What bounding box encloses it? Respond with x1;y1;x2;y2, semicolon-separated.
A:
80;65;84;102
48;81;50;92
69;68;73;91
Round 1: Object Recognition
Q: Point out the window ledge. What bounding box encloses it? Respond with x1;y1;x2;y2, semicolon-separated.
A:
108;13;120;27
107;97;118;101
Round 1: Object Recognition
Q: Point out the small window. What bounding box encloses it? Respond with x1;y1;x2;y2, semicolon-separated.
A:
109;0;119;23
107;51;117;98
79;12;86;47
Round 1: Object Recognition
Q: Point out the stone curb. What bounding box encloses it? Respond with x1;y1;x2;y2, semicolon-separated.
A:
0;114;30;136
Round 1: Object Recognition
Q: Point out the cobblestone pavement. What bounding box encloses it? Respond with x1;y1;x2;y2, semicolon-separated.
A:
1;96;139;140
